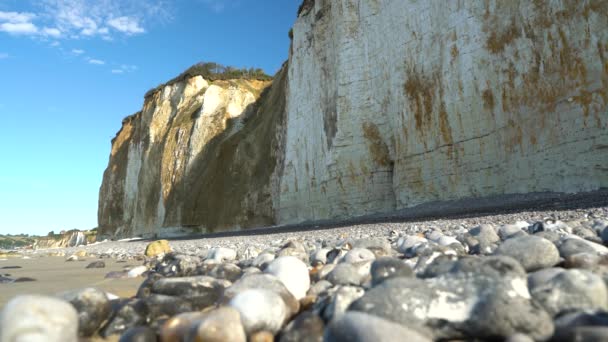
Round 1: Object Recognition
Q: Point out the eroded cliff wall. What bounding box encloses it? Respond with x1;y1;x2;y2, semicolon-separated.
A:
99;0;607;238
277;0;608;223
98;72;283;238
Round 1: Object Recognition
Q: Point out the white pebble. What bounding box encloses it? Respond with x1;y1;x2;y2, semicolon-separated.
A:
265;256;310;300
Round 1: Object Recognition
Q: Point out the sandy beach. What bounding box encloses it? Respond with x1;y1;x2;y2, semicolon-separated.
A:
0;256;142;308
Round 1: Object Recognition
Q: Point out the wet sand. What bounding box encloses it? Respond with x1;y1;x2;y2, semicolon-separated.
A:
0;256;143;308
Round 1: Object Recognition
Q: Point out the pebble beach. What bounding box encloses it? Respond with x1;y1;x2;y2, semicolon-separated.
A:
1;206;608;341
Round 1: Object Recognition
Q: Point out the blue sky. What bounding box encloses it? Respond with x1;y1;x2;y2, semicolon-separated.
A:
0;0;300;236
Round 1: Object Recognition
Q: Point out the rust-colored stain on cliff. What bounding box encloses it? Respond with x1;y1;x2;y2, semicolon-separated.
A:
486;20;520;54
362;122;392;167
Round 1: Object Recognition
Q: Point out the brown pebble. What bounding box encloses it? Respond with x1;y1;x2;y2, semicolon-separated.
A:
250;331;274;342
299;295;317;311
159;312;205;342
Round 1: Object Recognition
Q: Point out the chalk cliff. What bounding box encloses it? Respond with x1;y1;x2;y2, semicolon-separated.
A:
99;0;608;238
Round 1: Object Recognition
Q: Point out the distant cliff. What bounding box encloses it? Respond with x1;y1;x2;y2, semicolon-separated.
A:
33;231;95;249
98;66;285;238
99;0;608;238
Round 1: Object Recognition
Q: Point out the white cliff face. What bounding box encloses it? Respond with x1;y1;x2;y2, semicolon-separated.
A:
277;0;608;223
99;76;272;238
100;0;607;238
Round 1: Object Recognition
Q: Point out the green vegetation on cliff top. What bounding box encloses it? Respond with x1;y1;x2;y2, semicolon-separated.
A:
144;62;273;99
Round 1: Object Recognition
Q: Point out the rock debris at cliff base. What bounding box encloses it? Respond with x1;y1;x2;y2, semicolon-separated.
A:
3;207;608;341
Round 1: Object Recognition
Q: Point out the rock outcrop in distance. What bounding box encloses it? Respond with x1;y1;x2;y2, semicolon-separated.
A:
99;0;608;239
33;231;95;249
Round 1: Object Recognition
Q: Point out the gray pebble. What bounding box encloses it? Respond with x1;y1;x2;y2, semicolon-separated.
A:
494;235;559;272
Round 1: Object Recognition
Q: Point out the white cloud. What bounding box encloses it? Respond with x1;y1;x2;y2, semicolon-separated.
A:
0;11;38;35
107;16;144;35
0;11;36;24
0;1;172;40
50;41;60;46
72;48;84;55
42;27;61;37
0;22;38;34
111;64;137;74
88;58;105;65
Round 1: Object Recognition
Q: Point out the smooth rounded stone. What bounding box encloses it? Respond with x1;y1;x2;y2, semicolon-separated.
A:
323;285;365;321
1;265;22;269
0;295;78;342
151;276;229;310
326;248;348;264
308;280;333;297
65;254;79;262
58;287;111;337
279;311;324;342
247;331;272;342
527;268;565;289
370;257;413;286
505;333;534;342
157;253;201;277
265;256;310;300
352;238;392;255
13;276;36;282
208;263;242;282
86;260;106;269
436;235;461;247
144;295;193;320
0;275;14;283
553;310;608;342
414;248;459;274
252;252;275;269
559;238;598;258
191;307;246;342
223;273;300;315
342;248;376;264
565;235;608;255
573;226;600;241
326;263;364;286
396;235;428;257
324;311;432;342
159;312;205;341
311;248;331;266
532;231;563;245
499;222;529;240
556;327;608;342
281;240;307;252
127;265;148;278
350;275;553;341
312;264;336;281
419;255;458;278
470;224;500;244
135;273;164;298
564;252;601;269
105;271;129;279
494;235;560;272
278;247;309;264
145;240;171;257
240;245;260;261
119;326;157;342
101;299;148;337
242;267;261;276
229;289;289;335
449;255;527;279
206;247;237;262
530;269;608;316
